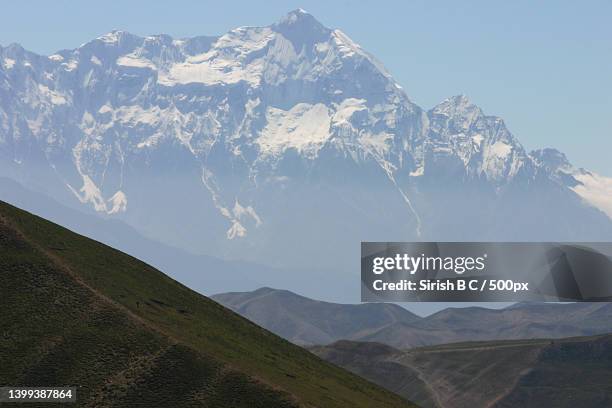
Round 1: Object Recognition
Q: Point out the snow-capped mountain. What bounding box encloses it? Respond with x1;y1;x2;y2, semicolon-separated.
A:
1;9;611;269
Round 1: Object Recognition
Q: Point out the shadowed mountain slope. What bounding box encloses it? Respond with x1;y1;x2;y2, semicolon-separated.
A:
311;335;612;408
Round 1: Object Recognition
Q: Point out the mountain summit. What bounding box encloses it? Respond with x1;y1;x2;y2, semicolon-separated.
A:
274;9;330;38
1;10;611;273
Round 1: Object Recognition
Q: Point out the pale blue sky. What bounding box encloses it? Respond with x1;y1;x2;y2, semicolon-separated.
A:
2;0;611;175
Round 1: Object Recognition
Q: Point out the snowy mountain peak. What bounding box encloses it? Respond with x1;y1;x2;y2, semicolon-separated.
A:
1;43;28;60
2;10;612;265
2;43;25;52
98;29;124;40
96;30;136;45
531;148;573;173
277;8;319;26
448;94;471;104
429;95;485;138
273;9;331;50
431;95;481;117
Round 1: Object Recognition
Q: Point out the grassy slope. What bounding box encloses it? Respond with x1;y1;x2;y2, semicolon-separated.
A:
0;201;414;408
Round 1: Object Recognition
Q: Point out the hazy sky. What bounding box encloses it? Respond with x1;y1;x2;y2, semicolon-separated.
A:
1;0;611;175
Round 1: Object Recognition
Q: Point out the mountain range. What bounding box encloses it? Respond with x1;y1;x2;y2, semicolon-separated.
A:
2;9;612;281
213;287;612;348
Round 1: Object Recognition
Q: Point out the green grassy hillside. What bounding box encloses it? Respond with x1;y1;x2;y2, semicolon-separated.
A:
0;201;415;408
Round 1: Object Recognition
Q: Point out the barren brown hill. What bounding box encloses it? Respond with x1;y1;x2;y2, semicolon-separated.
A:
311;335;612;408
